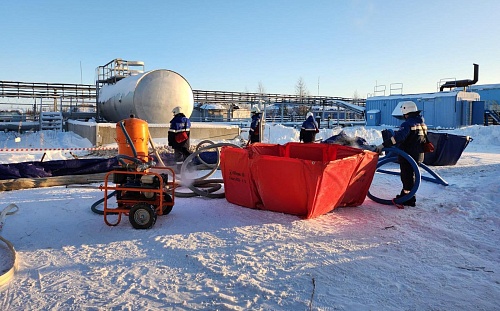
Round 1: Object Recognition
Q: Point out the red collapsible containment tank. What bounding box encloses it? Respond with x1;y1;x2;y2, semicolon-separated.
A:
220;142;378;219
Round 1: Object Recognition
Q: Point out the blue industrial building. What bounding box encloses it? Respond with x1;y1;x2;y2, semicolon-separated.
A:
469;84;500;126
365;64;500;129
470;84;500;105
366;90;483;129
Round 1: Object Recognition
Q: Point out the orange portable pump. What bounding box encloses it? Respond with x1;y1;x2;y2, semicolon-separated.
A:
98;115;175;229
115;115;150;163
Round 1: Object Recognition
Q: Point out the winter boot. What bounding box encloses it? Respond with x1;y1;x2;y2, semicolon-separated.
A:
395;190;416;207
403;196;416;207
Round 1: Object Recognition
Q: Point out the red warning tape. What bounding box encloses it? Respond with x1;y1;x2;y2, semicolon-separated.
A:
0;147;119;152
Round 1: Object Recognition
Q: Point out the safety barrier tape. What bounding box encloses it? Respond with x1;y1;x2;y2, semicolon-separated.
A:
0;145;174;153
0;204;19;288
0;147;118;152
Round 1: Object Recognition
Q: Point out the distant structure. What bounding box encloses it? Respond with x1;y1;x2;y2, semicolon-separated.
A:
366;64;500;128
0;58;366;129
6;61;498;131
469;84;500;126
366;90;481;128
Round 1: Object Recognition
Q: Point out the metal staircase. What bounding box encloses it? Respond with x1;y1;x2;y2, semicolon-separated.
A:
485;110;500;125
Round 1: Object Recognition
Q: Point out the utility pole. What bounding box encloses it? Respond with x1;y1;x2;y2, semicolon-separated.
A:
317;77;320;96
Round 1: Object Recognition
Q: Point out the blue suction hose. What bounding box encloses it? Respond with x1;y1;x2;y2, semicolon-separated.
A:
367;147;421;205
377;161;449;186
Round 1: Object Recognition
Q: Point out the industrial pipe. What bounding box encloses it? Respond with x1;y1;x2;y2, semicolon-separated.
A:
440;63;479;91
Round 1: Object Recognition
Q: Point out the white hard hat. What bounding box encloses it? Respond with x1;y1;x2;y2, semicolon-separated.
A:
400;101;418;114
172;106;183;115
306;112;314;119
251;107;261;114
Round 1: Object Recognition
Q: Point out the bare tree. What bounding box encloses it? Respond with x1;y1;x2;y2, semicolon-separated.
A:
257;81;266;95
254;81;269;112
297;105;310;116
352;90;360;104
295;77;309;103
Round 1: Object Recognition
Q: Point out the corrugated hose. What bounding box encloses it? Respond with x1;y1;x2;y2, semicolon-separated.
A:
0;203;19;288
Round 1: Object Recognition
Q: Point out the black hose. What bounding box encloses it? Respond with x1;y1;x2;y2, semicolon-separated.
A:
119;121;138;158
92;142;240;217
116;154;144;166
179;142;241;198
175;179;225;198
91;190;117;215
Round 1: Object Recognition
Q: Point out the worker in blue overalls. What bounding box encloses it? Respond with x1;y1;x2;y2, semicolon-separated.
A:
168;106;192;163
248;107;262;144
300;112;319;143
375;101;427;207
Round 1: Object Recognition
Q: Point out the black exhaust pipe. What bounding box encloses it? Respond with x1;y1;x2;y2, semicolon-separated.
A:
440;63;479;91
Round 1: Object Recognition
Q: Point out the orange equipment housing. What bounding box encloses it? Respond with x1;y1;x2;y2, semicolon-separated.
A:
220;142;379;219
115;116;150;162
98;116;175;229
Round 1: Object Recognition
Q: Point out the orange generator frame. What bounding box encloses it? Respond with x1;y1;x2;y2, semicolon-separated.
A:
99;116;175;229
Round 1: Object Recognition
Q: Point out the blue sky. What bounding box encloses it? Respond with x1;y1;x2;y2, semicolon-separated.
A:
1;0;499;98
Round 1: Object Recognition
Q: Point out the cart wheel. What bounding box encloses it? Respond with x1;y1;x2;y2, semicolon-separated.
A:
129;203;157;229
162;194;173;215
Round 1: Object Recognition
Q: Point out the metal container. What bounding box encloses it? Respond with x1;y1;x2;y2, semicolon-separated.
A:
98;69;193;124
116;116;150;162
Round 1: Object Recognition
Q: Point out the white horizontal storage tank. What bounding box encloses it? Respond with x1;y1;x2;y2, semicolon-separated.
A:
98;69;194;124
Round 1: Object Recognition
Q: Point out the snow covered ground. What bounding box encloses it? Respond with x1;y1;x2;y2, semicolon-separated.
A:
0;124;499;310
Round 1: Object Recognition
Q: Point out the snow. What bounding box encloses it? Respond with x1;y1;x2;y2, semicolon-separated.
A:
199;103;227;110
1;124;499;310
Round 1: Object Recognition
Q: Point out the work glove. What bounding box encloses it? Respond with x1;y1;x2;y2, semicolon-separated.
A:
374;144;384;154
